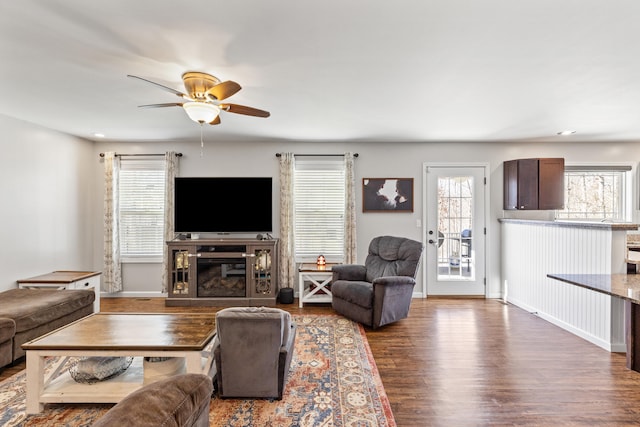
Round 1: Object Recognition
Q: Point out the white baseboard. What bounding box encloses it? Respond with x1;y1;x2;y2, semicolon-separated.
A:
507;296;626;353
535;309;626;353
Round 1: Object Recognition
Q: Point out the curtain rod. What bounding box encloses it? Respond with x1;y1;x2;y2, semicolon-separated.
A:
275;153;358;158
99;152;183;158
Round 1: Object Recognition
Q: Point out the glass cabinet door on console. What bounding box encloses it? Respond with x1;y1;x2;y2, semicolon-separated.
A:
250;244;278;301
169;245;198;298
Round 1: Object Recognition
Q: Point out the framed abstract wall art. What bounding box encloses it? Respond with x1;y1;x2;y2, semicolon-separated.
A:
362;178;414;212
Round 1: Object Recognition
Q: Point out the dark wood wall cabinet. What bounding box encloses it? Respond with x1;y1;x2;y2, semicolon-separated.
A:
503;158;565;210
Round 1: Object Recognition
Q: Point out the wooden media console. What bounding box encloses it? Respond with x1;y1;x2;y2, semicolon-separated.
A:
166;238;278;307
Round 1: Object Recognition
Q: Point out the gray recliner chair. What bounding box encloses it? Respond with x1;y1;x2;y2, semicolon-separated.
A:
213;307;296;400
331;235;424;329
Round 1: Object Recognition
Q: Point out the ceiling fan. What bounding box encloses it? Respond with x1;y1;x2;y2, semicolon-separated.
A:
127;72;270;125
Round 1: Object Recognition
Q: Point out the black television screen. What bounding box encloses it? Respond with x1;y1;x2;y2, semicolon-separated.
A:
174;177;273;233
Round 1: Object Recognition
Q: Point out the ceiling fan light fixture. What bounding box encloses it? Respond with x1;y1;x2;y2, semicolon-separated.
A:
183;102;220;123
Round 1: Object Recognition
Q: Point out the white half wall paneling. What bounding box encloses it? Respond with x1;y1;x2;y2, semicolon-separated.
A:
502;220;627;352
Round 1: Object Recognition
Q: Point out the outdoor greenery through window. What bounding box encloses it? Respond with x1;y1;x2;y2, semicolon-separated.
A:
119;159;165;261
556;166;631;221
294;159;345;263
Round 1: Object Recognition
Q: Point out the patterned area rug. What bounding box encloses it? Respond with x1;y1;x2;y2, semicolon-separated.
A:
0;315;395;427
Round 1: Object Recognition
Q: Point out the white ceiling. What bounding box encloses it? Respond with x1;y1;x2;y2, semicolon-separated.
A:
1;0;639;144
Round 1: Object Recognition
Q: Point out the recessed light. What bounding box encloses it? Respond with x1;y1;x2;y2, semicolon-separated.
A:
557;130;576;136
93;133;105;138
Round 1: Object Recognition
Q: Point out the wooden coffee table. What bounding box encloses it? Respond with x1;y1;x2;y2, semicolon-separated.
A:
22;313;217;414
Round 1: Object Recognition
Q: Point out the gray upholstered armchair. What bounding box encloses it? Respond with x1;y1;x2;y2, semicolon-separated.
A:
92;374;213;427
331;235;424;329
213;307;296;400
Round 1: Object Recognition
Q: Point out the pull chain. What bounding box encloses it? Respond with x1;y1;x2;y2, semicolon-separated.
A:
200;123;204;157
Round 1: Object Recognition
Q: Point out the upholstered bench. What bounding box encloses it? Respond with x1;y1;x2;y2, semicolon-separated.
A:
0;288;95;369
92;373;213;427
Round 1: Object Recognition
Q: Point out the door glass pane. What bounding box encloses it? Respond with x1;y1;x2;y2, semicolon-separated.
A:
437;176;474;281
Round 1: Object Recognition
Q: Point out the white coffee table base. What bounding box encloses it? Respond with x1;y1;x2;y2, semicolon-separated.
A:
25;346;215;414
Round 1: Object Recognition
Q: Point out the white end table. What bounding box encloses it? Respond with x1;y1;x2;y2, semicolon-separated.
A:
298;264;336;307
17;271;101;312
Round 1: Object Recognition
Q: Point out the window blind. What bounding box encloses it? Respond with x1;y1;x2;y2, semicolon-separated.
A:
294;160;345;262
119;159;165;261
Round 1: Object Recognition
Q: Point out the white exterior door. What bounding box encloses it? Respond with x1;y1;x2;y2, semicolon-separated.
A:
423;164;487;296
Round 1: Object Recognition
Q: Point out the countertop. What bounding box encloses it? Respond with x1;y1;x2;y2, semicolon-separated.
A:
499;218;639;231
547;273;640;304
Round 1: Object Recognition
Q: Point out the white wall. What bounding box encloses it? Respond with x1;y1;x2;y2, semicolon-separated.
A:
2;114;634;298
92;138;640;298
1;121;635;298
0;115;95;291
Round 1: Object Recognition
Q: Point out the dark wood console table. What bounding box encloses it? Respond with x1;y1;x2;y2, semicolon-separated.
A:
547;273;640;372
166;238;278;307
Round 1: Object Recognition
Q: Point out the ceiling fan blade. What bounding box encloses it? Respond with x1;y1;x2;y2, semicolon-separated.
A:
209;115;221;125
138;103;183;108
221;103;270;118
206;81;242;101
127;75;189;99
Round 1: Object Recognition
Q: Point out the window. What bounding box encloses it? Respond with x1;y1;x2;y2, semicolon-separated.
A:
556;165;632;221
294;159;345;263
119;159;165;262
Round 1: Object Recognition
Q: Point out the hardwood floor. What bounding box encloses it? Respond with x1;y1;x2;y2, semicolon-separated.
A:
4;297;640;425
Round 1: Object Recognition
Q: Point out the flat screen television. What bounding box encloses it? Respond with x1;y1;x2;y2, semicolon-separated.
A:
174;177;272;233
